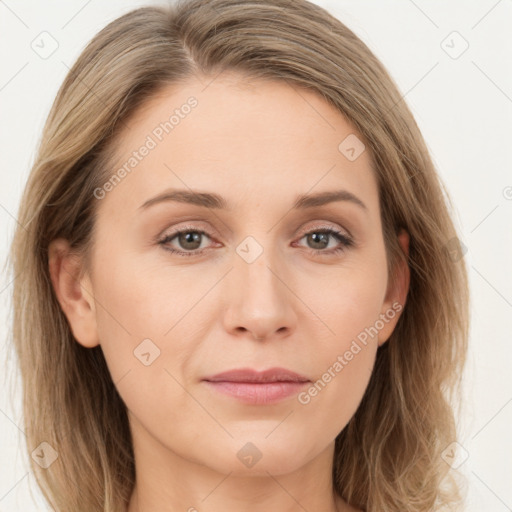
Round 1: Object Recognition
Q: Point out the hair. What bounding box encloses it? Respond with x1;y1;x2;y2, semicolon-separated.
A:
7;0;470;510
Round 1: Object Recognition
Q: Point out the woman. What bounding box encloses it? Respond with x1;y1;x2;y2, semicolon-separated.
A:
9;0;469;510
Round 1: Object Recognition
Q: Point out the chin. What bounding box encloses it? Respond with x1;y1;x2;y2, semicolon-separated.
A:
196;439;312;477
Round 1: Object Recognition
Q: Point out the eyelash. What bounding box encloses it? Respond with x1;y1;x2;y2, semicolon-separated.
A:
157;224;354;258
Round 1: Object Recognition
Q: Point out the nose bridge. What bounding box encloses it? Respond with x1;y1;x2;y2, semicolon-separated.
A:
222;234;296;339
239;238;281;299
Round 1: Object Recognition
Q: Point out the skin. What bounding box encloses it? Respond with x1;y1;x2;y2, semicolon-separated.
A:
49;72;410;512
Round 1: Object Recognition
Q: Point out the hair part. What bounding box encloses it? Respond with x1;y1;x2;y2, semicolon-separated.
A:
8;1;469;510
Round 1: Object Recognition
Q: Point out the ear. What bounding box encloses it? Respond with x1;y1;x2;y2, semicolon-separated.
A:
48;238;100;348
377;229;410;347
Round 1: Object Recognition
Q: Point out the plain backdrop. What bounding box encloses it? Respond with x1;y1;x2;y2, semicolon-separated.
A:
1;0;511;510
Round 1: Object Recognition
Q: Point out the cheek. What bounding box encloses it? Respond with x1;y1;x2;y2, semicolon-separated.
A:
294;342;376;452
92;249;200;344
90;251;212;410
293;285;383;446
90;257;201;443
291;253;387;438
303;256;388;348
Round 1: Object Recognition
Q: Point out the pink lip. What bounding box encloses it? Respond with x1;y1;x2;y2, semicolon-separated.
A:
202;367;310;405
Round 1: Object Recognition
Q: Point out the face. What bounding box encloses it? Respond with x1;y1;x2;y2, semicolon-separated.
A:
51;72;408;479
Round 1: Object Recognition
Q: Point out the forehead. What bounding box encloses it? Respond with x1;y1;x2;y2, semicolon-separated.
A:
97;72;379;217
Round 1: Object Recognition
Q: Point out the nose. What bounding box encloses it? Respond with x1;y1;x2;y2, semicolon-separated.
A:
221;243;297;342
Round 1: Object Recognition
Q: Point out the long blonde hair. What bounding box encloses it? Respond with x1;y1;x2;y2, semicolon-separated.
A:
8;0;469;510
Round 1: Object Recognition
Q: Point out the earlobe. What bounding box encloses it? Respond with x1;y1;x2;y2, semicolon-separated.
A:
377;229;411;346
48;238;100;348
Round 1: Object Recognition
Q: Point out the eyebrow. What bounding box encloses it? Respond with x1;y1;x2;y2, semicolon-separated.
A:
139;188;368;212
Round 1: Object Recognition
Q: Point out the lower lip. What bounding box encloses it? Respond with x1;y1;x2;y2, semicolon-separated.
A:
203;380;309;405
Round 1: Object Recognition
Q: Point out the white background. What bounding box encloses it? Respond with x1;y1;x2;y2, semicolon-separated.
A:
1;0;511;510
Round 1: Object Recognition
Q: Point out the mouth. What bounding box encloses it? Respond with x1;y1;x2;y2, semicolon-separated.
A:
202;367;310;405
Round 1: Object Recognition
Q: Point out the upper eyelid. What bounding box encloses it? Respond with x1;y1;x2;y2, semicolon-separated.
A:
159;218;352;236
162;221;352;238
159;223;352;246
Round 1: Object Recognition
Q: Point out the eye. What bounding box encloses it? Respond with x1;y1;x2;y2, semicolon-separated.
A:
157;225;354;257
158;226;215;257
295;228;354;255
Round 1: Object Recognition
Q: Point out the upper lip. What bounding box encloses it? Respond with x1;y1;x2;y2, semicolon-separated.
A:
203;367;310;383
